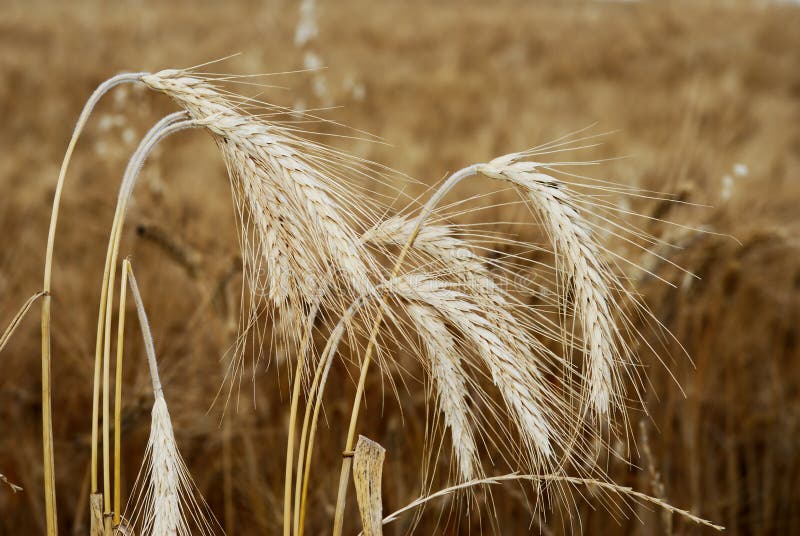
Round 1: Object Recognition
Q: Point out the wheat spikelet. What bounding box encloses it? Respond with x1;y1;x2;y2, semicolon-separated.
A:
407;303;479;481
480;157;627;416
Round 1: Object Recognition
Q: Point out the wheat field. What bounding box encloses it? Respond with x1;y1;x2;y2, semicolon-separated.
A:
1;0;799;534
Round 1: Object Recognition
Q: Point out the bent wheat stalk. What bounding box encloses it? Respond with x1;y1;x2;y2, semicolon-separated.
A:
375;473;724;532
91;112;194;532
42;72;144;534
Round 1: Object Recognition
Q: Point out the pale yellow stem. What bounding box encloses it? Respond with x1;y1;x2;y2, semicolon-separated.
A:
283;311;317;536
113;260;130;526
95;113;191;521
298;292;382;536
43;72;144;535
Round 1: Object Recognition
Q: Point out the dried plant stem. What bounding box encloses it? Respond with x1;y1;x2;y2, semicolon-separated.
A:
332;165;478;536
298;330;340;536
352;436;386;536
89;493;103;536
0;291;46;354
92;112;192;526
125;263;162;397
89;110;184;495
376;473;724;532
42;72;144;535
284;310;319;536
113;259;130;527
298;294;374;536
290;304;325;535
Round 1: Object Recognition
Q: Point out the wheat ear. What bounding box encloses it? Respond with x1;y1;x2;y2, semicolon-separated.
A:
124;263;222;536
391;276;553;464
140;70;383;536
407;303;479;481
479;157;625;415
140;70;373;299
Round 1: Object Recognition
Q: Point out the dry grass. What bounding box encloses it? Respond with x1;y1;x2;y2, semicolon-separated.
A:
0;1;798;534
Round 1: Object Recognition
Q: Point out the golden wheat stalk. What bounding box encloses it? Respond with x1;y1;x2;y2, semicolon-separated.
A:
92;111;195;533
41;72;145;534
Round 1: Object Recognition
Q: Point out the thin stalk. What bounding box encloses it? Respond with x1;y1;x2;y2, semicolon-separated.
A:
331;165;478;536
298;294;375;536
113;259;130;526
125;262;162;398
42;72;144;534
375;474;724;532
94;113;193;524
0;291;46;354
283;309;319;536
90;110;184;498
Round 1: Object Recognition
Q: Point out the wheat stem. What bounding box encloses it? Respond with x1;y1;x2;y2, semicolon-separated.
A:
291;303;324;536
298;293;377;536
125;263;161;397
93;113;193;526
113;259;130;527
89;111;185;500
42;72;144;534
284;309;319;536
332;165;478;536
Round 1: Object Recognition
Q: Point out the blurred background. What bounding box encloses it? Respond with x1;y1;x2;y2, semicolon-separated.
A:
0;0;798;534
